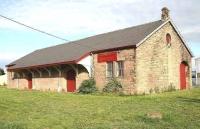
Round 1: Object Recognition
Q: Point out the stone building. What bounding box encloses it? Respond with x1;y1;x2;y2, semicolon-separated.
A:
6;8;193;94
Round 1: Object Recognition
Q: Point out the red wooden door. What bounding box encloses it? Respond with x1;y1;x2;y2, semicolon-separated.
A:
27;74;32;89
67;70;76;92
28;79;32;89
180;63;186;90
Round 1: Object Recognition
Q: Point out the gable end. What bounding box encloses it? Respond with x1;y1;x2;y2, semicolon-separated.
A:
136;19;193;57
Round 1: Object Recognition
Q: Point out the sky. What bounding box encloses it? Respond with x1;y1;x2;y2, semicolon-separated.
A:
0;0;200;70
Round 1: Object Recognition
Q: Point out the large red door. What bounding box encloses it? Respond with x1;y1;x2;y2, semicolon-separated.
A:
67;70;76;92
180;63;186;90
27;74;32;89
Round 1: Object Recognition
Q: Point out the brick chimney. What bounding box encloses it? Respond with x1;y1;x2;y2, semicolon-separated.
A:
161;7;170;21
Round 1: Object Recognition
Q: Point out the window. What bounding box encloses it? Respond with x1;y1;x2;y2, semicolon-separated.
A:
106;62;113;77
116;61;124;77
166;33;171;45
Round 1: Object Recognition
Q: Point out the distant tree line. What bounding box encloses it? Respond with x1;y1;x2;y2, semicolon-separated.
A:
0;68;5;75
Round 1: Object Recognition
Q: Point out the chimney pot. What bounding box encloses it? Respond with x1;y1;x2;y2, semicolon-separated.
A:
161;7;170;21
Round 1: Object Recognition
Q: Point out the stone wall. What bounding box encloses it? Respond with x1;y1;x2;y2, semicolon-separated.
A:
7;72;28;89
93;48;136;94
76;65;90;89
136;22;192;94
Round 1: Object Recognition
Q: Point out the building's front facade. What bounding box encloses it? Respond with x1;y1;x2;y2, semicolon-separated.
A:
195;57;200;85
6;8;193;94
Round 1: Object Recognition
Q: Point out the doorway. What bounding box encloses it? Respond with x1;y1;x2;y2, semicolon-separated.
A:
27;73;32;89
180;62;188;90
67;70;76;92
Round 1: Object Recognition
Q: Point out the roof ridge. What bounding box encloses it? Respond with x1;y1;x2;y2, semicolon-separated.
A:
7;19;164;69
36;20;162;51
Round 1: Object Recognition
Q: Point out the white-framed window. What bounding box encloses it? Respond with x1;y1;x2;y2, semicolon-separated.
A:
106;62;113;78
116;61;124;77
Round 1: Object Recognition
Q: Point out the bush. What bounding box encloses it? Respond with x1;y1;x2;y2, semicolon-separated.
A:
103;78;122;93
78;78;97;94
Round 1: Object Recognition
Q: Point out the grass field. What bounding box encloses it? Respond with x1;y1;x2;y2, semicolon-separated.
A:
0;87;200;129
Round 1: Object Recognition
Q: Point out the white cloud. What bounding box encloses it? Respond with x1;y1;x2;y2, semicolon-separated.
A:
0;0;199;40
0;52;23;61
0;0;200;55
0;0;167;39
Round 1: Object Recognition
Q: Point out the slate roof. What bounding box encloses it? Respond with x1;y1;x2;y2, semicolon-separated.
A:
7;20;165;69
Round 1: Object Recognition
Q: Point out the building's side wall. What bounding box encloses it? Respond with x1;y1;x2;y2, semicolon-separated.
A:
93;48;136;94
7;65;89;92
136;22;192;94
7;72;27;89
76;68;89;89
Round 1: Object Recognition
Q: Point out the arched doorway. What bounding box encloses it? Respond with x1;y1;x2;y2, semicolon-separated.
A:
180;61;188;90
67;69;76;92
27;73;32;89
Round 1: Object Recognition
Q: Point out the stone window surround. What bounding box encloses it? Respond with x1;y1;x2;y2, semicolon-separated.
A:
106;61;124;78
116;61;124;77
166;33;171;46
106;62;113;78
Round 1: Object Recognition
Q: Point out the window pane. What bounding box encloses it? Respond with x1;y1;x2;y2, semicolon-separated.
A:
107;62;113;77
117;61;124;77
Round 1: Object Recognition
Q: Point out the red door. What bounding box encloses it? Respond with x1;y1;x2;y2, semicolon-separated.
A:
67;70;76;92
27;74;32;89
180;63;186;90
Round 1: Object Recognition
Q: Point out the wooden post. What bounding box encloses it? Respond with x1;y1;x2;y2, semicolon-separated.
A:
43;67;51;77
54;66;62;92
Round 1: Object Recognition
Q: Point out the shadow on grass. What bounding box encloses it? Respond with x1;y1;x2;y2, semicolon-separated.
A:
176;97;200;103
136;115;161;123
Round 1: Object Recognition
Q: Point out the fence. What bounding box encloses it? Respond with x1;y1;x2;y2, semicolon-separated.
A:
0;74;7;85
192;78;200;86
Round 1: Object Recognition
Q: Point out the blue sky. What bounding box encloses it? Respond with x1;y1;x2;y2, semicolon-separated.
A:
0;0;200;69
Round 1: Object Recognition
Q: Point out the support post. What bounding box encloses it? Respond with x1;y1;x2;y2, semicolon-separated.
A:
35;68;42;77
43;67;51;77
16;72;20;88
195;60;198;86
54;66;62;92
54;66;62;77
27;69;34;77
69;64;77;75
22;72;26;78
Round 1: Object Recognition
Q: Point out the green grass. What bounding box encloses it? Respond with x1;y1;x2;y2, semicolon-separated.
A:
0;87;200;129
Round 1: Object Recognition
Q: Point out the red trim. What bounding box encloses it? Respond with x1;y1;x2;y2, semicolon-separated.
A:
7;45;136;71
92;45;136;54
7;60;75;71
97;52;117;63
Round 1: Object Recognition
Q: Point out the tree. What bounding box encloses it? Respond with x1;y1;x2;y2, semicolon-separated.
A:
0;68;5;75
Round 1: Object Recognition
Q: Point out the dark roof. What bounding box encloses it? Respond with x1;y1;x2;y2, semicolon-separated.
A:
7;20;164;69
